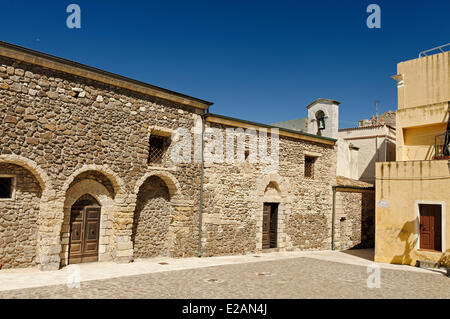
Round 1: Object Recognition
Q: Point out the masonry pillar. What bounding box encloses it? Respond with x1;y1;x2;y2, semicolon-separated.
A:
112;195;134;263
168;197;195;257
37;199;64;271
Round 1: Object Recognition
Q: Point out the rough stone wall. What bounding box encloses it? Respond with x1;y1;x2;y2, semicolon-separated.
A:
132;176;172;258
0;163;41;269
0;54;340;269
280;136;336;251
0;56;202;269
202;123;337;255
361;192;375;248
335;191;375;250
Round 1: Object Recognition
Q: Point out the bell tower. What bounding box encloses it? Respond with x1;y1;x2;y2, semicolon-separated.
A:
306;98;340;139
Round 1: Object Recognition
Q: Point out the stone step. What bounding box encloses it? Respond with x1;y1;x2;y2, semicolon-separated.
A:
415;259;441;269
262;248;280;253
416;260;450;276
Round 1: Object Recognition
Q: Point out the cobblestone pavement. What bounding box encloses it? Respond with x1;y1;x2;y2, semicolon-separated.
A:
0;257;448;299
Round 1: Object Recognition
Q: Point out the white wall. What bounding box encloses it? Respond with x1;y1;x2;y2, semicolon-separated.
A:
336;138;359;180
307;100;339;139
338;125;396;184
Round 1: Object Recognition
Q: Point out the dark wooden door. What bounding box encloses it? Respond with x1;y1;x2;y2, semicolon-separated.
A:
419;204;441;251
262;203;278;249
269;205;278;248
262;204;271;249
69;206;101;264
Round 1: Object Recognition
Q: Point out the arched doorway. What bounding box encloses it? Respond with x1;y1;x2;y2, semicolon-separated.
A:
132;175;172;258
61;170;118;267
68;194;101;264
0;162;43;269
263;182;281;249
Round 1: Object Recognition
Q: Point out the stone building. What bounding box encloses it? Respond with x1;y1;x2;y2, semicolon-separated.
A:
359;110;396;128
1;41;369;271
274;99;377;249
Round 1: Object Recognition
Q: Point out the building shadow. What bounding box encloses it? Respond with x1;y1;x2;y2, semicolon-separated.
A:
341;248;374;261
390;219;417;265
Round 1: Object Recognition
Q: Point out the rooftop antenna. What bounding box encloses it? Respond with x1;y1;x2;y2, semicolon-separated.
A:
375;100;380;125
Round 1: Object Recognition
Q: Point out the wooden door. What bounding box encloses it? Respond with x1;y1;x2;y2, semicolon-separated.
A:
262;203;278;249
419;204;442;251
69;206;101;264
269;205;278;248
262;204;271;249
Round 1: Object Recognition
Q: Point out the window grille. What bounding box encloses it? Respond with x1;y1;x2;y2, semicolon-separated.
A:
148;136;168;164
304;156;315;178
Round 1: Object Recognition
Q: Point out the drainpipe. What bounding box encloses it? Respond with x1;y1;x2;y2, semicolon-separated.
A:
331;186;336;250
375;136;379;162
198;111;206;257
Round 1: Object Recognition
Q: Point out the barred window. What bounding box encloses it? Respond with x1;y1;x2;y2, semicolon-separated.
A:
0;177;13;199
304;156;315;179
148;135;169;164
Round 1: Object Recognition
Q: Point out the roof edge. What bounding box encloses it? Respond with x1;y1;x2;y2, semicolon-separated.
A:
306;98;341;109
339;124;396;132
0;41;213;110
205;113;337;145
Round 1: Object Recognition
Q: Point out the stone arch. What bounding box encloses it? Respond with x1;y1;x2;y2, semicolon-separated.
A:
0;155;58;270
256;174;286;199
312;107;330;120
264;181;281;198
132;175;173;259
315;110;326;122
0;154;53;200
60;179;116;267
0;160;44;269
37;165;125;271
133;171;181;200
64;179;115;209
73;194;100;207
61;164;125;200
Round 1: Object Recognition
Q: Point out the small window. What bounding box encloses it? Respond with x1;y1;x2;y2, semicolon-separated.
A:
148;135;170;164
304;156;315;178
0;177;13;199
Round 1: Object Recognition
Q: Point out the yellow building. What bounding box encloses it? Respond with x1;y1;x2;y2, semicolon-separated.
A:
375;49;450;266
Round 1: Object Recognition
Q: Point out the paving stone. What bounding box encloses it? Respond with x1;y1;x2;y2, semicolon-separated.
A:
0;257;448;299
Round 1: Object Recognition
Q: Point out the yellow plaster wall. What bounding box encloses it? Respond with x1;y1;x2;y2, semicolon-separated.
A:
375;160;450;265
401;122;447;160
394;51;450;161
397;52;449;110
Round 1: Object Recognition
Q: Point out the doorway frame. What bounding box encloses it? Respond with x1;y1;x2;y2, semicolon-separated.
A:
414;200;446;252
68;204;102;264
262;202;279;249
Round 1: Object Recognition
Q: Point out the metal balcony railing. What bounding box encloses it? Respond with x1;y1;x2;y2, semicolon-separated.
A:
419;43;450;58
434;133;450;160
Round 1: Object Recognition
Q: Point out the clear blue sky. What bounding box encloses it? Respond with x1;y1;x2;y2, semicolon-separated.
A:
1;0;449;128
